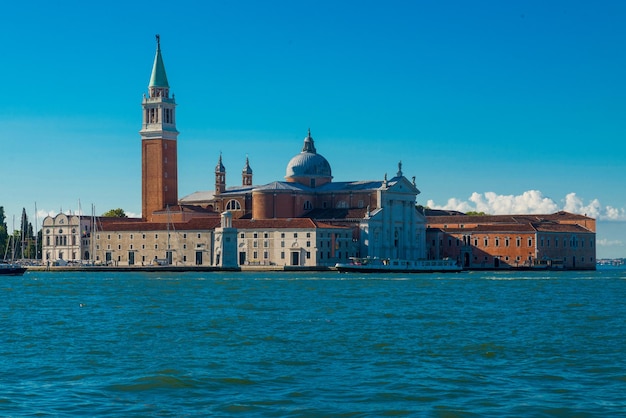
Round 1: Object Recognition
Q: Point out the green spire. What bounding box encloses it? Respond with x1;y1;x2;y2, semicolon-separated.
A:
149;34;169;88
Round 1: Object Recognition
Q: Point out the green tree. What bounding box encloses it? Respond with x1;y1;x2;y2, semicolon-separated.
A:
102;208;128;218
0;206;7;259
466;211;487;216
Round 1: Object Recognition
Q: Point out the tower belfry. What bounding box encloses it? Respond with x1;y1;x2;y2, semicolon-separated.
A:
140;35;179;221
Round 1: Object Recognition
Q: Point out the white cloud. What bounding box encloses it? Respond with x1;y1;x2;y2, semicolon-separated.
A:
427;190;626;221
597;238;624;247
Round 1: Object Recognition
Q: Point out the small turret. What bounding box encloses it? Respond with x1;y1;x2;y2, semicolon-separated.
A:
242;156;253;186
215;154;226;195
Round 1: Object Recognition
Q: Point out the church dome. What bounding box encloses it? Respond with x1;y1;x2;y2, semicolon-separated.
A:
285;130;332;184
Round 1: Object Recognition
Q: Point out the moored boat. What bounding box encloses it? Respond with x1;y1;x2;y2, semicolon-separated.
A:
335;257;461;273
0;261;27;276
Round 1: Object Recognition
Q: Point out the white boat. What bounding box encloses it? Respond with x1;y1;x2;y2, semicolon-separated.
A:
335;257;462;273
0;261;27;276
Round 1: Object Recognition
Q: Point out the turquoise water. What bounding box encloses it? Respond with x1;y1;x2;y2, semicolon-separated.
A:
1;269;625;416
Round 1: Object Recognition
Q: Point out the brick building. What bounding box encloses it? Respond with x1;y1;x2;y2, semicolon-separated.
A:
426;211;596;270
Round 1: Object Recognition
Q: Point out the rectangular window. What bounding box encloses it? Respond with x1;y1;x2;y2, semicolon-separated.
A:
264;251;269;259
240;233;245;239
253;233;258;239
107;234;111;240
281;233;285;238
130;234;134;240
264;233;269;239
118;234;121;240
306;251;311;259
306;241;311;247
197;234;201;239
155;234;158;239
253;251;258;259
281;252;285;259
528;238;532;247
294;233;298;238
183;233;187;239
306;232;311;238
484;238;488;247
142;234;146;239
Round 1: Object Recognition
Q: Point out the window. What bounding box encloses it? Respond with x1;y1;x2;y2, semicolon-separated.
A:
280;233;285;238
226;200;241;210
240;233;245;238
336;201;347;208
253;232;258;239
183;233;187;239
281;252;285;259
264;251;269;259
484;238;488;247
495;238;500;247
306;251;311;259
303;201;313;210
142;234;146;239
358;200;364;208
294;233;298;238
306;232;311;238
281;241;285;247
505;238;509;247
197;234;201;239
306;241;311;247
264;233;269;239
130;234;134;240
528;238;532;247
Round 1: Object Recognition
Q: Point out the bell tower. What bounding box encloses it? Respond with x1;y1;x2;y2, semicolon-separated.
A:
140;35;179;221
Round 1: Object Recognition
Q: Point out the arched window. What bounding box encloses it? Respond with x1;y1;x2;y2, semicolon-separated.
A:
226;200;241;211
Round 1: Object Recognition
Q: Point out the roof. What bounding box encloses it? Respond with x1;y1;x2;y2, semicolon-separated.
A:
233;218;349;230
99;217;221;232
426;211;596;234
252;181;311;192
426;211;594;225
305;207;369;220
149;36;169;88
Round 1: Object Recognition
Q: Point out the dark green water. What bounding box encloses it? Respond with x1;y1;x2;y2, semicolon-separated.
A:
1;269;625;416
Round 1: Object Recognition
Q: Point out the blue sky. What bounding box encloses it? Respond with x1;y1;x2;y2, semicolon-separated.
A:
1;1;625;257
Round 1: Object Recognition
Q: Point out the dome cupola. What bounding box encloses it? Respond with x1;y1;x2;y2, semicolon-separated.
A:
285;129;332;188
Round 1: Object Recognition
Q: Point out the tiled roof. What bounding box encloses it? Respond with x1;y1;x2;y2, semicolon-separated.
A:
233;218;348;230
306;208;368;220
99;217;221;232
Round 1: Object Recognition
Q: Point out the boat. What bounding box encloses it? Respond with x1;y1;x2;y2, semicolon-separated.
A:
0;261;27;276
335;257;462;273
